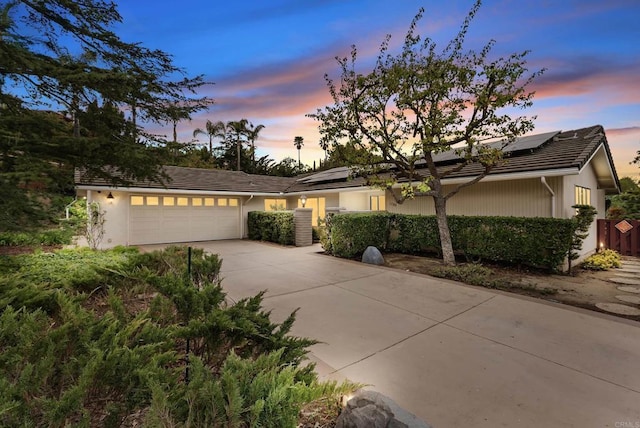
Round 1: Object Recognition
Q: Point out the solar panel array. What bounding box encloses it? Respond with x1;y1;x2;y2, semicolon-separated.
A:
296;166;351;184
297;131;562;183
428;130;560;164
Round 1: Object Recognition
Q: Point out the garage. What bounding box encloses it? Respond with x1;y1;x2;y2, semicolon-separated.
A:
128;194;240;245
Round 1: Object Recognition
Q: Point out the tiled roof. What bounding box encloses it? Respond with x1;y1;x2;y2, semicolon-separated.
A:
75;165;297;194
75;125;619;194
290;125;619;192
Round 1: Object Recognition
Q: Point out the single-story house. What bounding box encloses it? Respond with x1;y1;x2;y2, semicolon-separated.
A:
75;124;619;258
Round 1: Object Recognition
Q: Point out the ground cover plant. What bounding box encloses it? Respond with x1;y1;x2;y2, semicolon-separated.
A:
0;245;357;426
581;249;622;271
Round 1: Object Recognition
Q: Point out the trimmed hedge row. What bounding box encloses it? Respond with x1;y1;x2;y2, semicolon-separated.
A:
247;211;295;245
323;212;576;270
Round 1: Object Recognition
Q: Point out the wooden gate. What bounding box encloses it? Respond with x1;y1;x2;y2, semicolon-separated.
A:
597;219;640;256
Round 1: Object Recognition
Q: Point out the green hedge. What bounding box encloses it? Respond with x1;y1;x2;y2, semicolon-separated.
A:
323;212;575;270
247;211;295;246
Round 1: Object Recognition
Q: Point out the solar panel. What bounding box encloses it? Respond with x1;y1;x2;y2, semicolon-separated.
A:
424;130;561;164
431;150;462;163
297;166;351;183
502;131;560;153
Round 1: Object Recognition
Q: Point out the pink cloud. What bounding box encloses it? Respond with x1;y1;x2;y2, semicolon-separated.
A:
531;58;640;105
605;126;640;180
170;22;640;169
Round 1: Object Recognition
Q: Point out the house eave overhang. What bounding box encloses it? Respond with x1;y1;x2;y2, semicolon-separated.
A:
578;143;620;194
391;167;579;188
285;186;379;196
75;185;283;197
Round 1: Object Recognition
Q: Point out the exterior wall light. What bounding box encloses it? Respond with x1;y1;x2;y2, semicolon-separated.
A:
107;192;115;200
300;194;307;207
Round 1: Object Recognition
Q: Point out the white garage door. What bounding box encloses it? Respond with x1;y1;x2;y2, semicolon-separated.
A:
129;195;240;245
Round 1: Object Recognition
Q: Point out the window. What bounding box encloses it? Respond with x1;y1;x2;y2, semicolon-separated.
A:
264;198;287;211
298;197;326;226
228;198;238;207
204;197;215;206
218;198;227;207
575;186;591;206
177;197;188;206
163;196;175;206
370;195;386;211
192;197;202;207
131;196;144;206
146;196;159;206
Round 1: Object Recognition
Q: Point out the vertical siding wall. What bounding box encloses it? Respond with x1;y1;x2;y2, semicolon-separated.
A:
387;177;561;218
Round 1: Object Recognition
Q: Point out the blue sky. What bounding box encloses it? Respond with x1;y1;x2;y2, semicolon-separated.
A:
115;0;640;178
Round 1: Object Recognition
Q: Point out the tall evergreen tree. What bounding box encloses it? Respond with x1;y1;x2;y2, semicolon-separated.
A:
0;0;213;229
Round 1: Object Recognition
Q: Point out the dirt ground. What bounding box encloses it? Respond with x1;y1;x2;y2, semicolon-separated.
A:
383;253;640;322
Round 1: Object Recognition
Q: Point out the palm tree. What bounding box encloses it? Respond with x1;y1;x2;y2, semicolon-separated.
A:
193;119;225;154
227;119;249;171
294;136;304;169
246;122;265;169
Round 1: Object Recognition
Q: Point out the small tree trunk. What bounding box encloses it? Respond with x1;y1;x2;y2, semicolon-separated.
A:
433;194;456;266
251;141;255;168
236;139;241;171
172;120;177;143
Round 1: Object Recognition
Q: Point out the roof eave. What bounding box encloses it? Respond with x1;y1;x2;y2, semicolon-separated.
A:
578;142;621;194
75;185;284;197
390;168;579;188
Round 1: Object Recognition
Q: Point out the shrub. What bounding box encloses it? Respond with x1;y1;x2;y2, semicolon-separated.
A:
0;228;74;247
329;213;391;258
318;214;333;253
568;205;598;270
146;351;357;427
0;246;358;425
325;212;575;270
581;249;622;270
247;211;295;245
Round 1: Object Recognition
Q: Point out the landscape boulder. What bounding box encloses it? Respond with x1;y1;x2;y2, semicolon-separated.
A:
362;246;384;265
336;390;432;428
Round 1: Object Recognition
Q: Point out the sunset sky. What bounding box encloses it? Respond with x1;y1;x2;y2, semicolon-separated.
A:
115;0;640;179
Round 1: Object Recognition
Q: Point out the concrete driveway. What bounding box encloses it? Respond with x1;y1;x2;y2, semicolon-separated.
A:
140;240;640;427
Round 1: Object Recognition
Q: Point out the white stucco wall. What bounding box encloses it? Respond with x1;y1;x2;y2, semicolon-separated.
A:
242;196;268;238
561;164;604;258
86;189;129;249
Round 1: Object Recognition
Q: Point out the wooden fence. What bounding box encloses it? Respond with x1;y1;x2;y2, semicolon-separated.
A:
597;219;640;256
